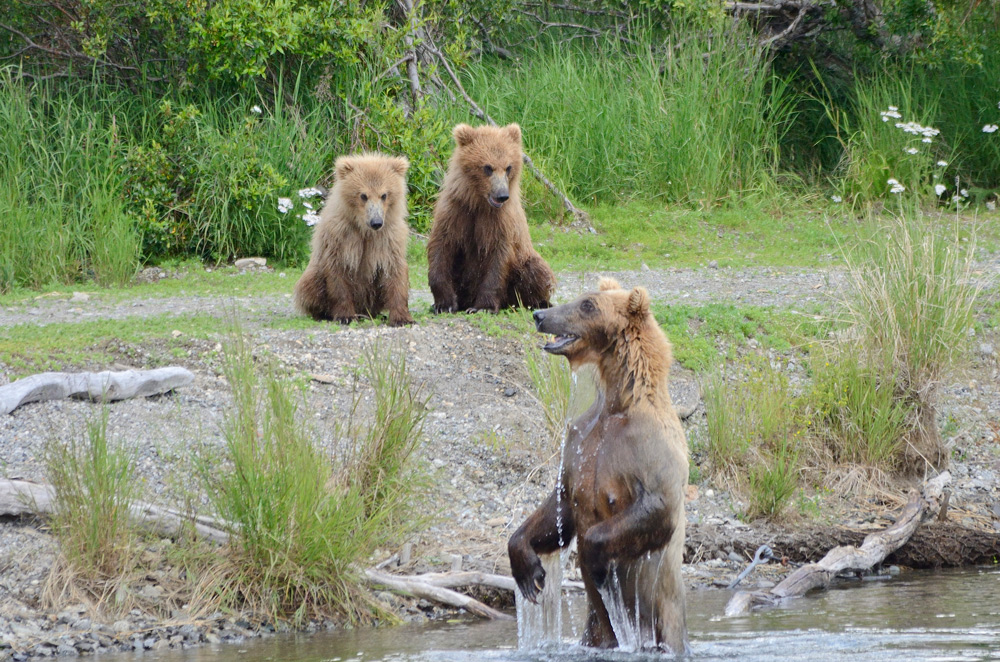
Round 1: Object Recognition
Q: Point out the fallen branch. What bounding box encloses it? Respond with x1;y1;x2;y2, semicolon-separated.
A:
1;367;195;415
367;568;585;593
423;35;590;226
0;479;230;543
363;568;514;620
725;472;951;616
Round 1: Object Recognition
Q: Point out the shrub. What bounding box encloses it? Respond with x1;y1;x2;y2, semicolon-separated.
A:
202;333;426;623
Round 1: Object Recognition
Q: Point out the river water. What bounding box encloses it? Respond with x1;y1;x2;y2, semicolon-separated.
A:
101;567;1000;661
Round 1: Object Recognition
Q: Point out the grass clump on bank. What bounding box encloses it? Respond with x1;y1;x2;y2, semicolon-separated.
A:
703;357;804;521
43;408;141;609
201;333;427;623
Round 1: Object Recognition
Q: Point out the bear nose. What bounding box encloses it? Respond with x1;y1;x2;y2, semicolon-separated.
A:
532;309;545;329
494;192;509;203
369;219;383;230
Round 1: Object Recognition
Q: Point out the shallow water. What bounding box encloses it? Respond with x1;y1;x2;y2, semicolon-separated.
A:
109;567;1000;661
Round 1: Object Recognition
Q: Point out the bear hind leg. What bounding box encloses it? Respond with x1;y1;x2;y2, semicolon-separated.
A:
294;266;334;321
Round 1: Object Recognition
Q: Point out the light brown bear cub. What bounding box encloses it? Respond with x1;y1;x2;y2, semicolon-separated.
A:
294;153;414;326
427;123;555;313
508;278;689;653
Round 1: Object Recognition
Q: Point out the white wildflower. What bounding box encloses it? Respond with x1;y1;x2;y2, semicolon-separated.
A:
887;178;905;194
277;197;293;213
302;211;321;227
894;121;939;137
983;124;999;134
880;110;902;120
922;137;932;143
904;147;919;155
251;105;262;115
881;116;889;122
831;195;843;203
937;160;948;167
302;201;313;210
935;184;946;196
888;106;899;111
298;187;323;198
960;189;969;197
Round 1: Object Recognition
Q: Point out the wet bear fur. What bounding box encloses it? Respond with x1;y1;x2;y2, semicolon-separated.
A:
508;278;689;653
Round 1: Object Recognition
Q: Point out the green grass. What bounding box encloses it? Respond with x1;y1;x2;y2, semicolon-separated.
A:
44;408;139;577
200;333;426;623
455;27;794;207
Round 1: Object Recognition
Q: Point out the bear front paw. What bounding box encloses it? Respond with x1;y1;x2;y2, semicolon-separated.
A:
336;315;358;325
432;302;457;314
512;555;547;604
389;315;415;327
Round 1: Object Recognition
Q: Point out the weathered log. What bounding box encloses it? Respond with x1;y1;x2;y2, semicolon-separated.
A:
0;479;230;543
367;569;585;593
363;568;514;620
0;368;195;415
724;472;951;616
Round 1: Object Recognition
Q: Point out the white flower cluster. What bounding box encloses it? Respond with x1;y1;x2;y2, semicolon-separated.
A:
984;124;999;134
894;121;939;139
251;105;262;115
904;147;919;155
880;106;901;122
934;184;947;196
887;178;905;194
298;187;323;198
277;197;293;213
937;160;948;167
301;211;321;226
831;194;843;203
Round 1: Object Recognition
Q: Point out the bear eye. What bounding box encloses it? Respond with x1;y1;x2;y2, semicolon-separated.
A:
483;165;493;176
505;165;512;176
380;193;387;201
580;299;596;314
360;193;368;202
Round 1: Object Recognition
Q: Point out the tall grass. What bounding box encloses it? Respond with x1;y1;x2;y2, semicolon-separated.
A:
44;408;139;577
0;72;139;291
202;333;426;623
838;216;979;474
703;357;803;520
457;26;795;206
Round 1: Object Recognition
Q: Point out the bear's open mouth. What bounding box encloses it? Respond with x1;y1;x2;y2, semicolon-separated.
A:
543;334;578;353
487;195;505;209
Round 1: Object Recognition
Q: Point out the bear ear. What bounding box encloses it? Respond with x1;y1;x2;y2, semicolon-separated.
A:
627;287;650;317
388;156;409;176
453;124;477;147
334;156;355;181
598;277;621;292
505;123;522;144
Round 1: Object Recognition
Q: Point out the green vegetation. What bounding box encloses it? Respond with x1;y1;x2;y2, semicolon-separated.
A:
201;335;426;622
44;408;139;578
524;339;572;443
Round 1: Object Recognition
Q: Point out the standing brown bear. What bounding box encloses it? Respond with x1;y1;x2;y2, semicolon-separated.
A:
508;278;689;654
293;153;414;326
427;123;555;313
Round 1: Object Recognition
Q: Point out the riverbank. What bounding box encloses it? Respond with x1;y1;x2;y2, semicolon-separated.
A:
1;261;998;659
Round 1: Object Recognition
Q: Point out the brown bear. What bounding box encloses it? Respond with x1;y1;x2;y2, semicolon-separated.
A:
508;278;689;653
427;123;555;313
293;153;414;326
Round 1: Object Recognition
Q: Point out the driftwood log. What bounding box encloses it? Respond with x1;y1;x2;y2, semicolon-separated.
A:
724;472;952;616
0;368;195;415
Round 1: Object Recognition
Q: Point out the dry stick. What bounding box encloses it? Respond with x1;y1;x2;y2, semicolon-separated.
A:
363;568;513;620
725;471;951;616
397;0;423;109
425;39;591;226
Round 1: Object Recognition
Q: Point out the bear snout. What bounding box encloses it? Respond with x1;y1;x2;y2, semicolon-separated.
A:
369;217;384;230
532;308;547;330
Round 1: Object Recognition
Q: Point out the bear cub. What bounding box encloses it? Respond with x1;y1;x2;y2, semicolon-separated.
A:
427;123;555;314
294;153;414;326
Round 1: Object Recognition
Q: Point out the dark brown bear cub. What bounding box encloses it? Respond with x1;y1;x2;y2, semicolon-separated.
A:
293;153;413;326
508;278;689;653
427;123;555;313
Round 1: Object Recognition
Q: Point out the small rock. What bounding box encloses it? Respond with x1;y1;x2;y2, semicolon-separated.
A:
641;263;651;271
728;551;744;564
234;257;267;270
708;260;719;269
503;387;517;397
112;621;131;634
171;329;183;338
70;292;89;303
978;343;995;358
887;565;901;576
